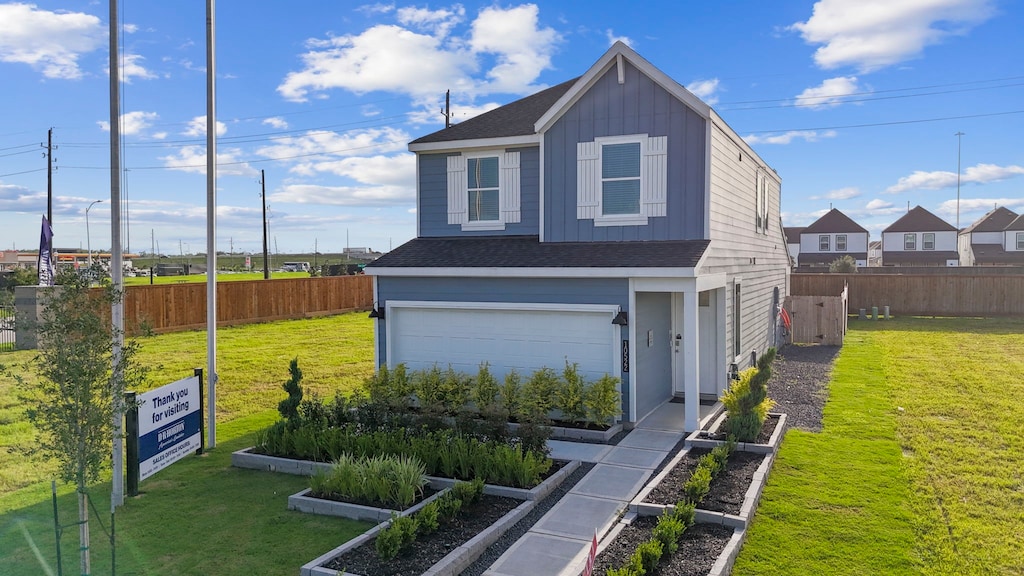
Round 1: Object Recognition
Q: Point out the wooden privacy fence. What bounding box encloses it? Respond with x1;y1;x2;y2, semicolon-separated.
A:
792;273;1024;317
123;275;373;334
785;283;848;346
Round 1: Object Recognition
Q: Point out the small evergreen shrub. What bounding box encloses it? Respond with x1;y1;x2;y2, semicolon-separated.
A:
584;374;622;427
555;361;587;424
669;501;696;527
683;465;712;504
440;365;472;412
473;361;500;411
278;358;303;425
720;348;777;442
521;367;559;419
652;515;686;555
634;539;663;573
417;500;440;534
500;370;522;418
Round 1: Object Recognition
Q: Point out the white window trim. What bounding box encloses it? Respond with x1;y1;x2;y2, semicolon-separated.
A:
904;233;917;251
923;232;935;251
836;234;847;252
447;149;521;232
819;235;830;251
732;278;743;363
1017;232;1024;251
577;133;667;227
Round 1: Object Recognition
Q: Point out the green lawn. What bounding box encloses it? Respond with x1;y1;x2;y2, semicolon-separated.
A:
0;312;375;495
735;317;1024;575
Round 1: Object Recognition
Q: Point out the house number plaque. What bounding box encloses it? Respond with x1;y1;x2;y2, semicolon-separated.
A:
621;340;629;373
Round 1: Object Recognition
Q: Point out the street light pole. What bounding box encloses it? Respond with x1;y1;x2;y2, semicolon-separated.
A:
955;131;964;230
86;199;104;267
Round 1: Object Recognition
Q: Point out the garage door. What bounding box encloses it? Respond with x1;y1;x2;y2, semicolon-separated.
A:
388;302;618;382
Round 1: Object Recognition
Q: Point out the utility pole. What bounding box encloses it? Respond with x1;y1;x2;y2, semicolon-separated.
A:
108;0;126;511
44;128;56;260
955;131;965;230
261;169;269;280
441;89;451;128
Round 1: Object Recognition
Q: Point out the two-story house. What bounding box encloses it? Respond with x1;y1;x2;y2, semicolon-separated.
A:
958;206;1024;266
365;43;790;431
796;209;869;269
881;205;959;266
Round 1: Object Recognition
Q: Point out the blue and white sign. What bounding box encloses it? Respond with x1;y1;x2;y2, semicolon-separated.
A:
137;375;202;481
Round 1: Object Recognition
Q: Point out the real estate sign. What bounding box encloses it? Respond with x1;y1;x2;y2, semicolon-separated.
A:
136;375;202;481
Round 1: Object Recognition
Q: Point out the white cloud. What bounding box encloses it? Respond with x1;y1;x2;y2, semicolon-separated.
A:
791;0;994;72
782;209;830;226
356;3;395;16
886;163;1024;193
865;199;893;210
255;127;409;163
744;130;837;145
97;110;159;136
160;145;257;177
794;76;859;109
469;4;561;94
183;115;228;137
262;116;289;130
152;131;167;140
273;183;413;207
297;154;416;187
396;5;465;37
0;3;105;79
407;100;501;125
606;29;633;47
936;197;1024;218
686;78;719;105
118;53;157;83
278;4;561;101
123;23;139;34
810;187;860;201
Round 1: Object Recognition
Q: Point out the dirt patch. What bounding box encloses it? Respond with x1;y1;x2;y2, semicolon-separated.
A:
593;517;733;576
643;449;766;515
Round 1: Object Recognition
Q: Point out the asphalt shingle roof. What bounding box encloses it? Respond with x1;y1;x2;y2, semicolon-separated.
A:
366;236;710;269
882;251;959;265
972;243;1024;264
784;227;805;244
802;209;868;234
883;206;956;233
410;78;580;145
960;206;1019;234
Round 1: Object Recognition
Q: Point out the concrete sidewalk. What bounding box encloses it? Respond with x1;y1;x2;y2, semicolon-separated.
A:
483;401;719;576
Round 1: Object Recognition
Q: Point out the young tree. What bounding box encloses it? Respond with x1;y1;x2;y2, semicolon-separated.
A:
11;271;145;574
829;255;858;273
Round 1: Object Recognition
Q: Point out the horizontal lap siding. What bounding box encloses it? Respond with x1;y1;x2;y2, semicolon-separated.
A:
704;123;790;367
791;273;1024;316
120;276;372;334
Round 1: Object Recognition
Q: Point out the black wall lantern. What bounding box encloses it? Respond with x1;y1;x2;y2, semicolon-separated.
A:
611;311;628;326
368;304;385;319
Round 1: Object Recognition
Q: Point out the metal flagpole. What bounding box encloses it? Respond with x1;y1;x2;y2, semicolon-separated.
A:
205;0;219;448
109;0;126;509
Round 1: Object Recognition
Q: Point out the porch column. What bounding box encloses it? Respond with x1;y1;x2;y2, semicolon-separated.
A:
683;290;700;431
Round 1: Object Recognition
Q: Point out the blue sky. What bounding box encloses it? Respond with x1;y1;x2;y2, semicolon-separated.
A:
1;0;1021;255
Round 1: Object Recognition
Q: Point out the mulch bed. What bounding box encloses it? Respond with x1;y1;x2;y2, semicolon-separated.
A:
642;449;766;515
592;517;733;576
767;344;840;432
323;494;521;575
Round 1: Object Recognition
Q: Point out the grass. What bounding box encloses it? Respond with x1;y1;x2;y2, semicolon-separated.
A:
0;312;375;495
0;411;369;576
735;316;1024;575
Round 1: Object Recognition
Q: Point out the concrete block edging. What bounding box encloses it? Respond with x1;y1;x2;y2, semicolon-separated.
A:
684;413;788;454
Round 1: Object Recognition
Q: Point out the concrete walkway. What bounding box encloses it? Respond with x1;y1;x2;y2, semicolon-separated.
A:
483;401;719;576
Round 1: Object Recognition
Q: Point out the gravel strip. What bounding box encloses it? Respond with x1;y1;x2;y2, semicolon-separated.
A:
767;344;840;432
459;462;596;576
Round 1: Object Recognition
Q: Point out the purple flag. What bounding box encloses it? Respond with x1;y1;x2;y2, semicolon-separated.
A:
37;215;54;286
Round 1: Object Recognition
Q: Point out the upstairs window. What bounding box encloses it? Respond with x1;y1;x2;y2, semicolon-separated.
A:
755;171;769;235
904;233;917;250
602;142;641;216
447;150;521;231
468;157;499;222
1017;232;1024;251
923;233;935;251
577;134;667;226
819;235;830;251
836;234;847;251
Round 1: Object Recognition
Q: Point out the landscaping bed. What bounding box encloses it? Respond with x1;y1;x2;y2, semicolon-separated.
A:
321;493;521;575
593;517;734;576
642;449;766;515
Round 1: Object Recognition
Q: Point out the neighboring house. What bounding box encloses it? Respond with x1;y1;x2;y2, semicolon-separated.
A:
881;205;959;266
958;206;1024;266
784;227;804;268
365;42;790;431
868;240;882;267
796;209;869;268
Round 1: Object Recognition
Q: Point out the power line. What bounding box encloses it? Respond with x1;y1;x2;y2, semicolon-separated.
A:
0;168;46;178
721;82;1024;111
744;109;1024;134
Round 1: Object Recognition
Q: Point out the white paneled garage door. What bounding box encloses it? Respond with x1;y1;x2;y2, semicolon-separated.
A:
387;302;619;382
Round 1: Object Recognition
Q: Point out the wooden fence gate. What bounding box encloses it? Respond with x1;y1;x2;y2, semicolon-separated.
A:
785;283;848;346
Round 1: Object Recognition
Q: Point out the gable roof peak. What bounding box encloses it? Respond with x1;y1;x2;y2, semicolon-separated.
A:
802;208;869;235
883;205;956;233
960;205;1020;234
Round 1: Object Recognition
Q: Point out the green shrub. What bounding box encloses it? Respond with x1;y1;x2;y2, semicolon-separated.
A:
584;374;622;427
683;465;712;504
414;364;445;408
635;539;663;573
310;453;427;510
521;367;559;419
390;363;413;402
364;363;393;404
278;358;303;424
435;494;461;522
473;361;500;411
720;348;777;442
556;361;587;424
500;370;522;418
515;415;553;456
670;501;696;526
450;478;484;505
605;567;640;576
418;500;440;534
440;365;472;412
652;515;687;555
374;520;403;560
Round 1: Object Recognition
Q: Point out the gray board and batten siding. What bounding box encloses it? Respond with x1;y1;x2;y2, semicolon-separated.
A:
543;58;708;243
419;146;540;237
